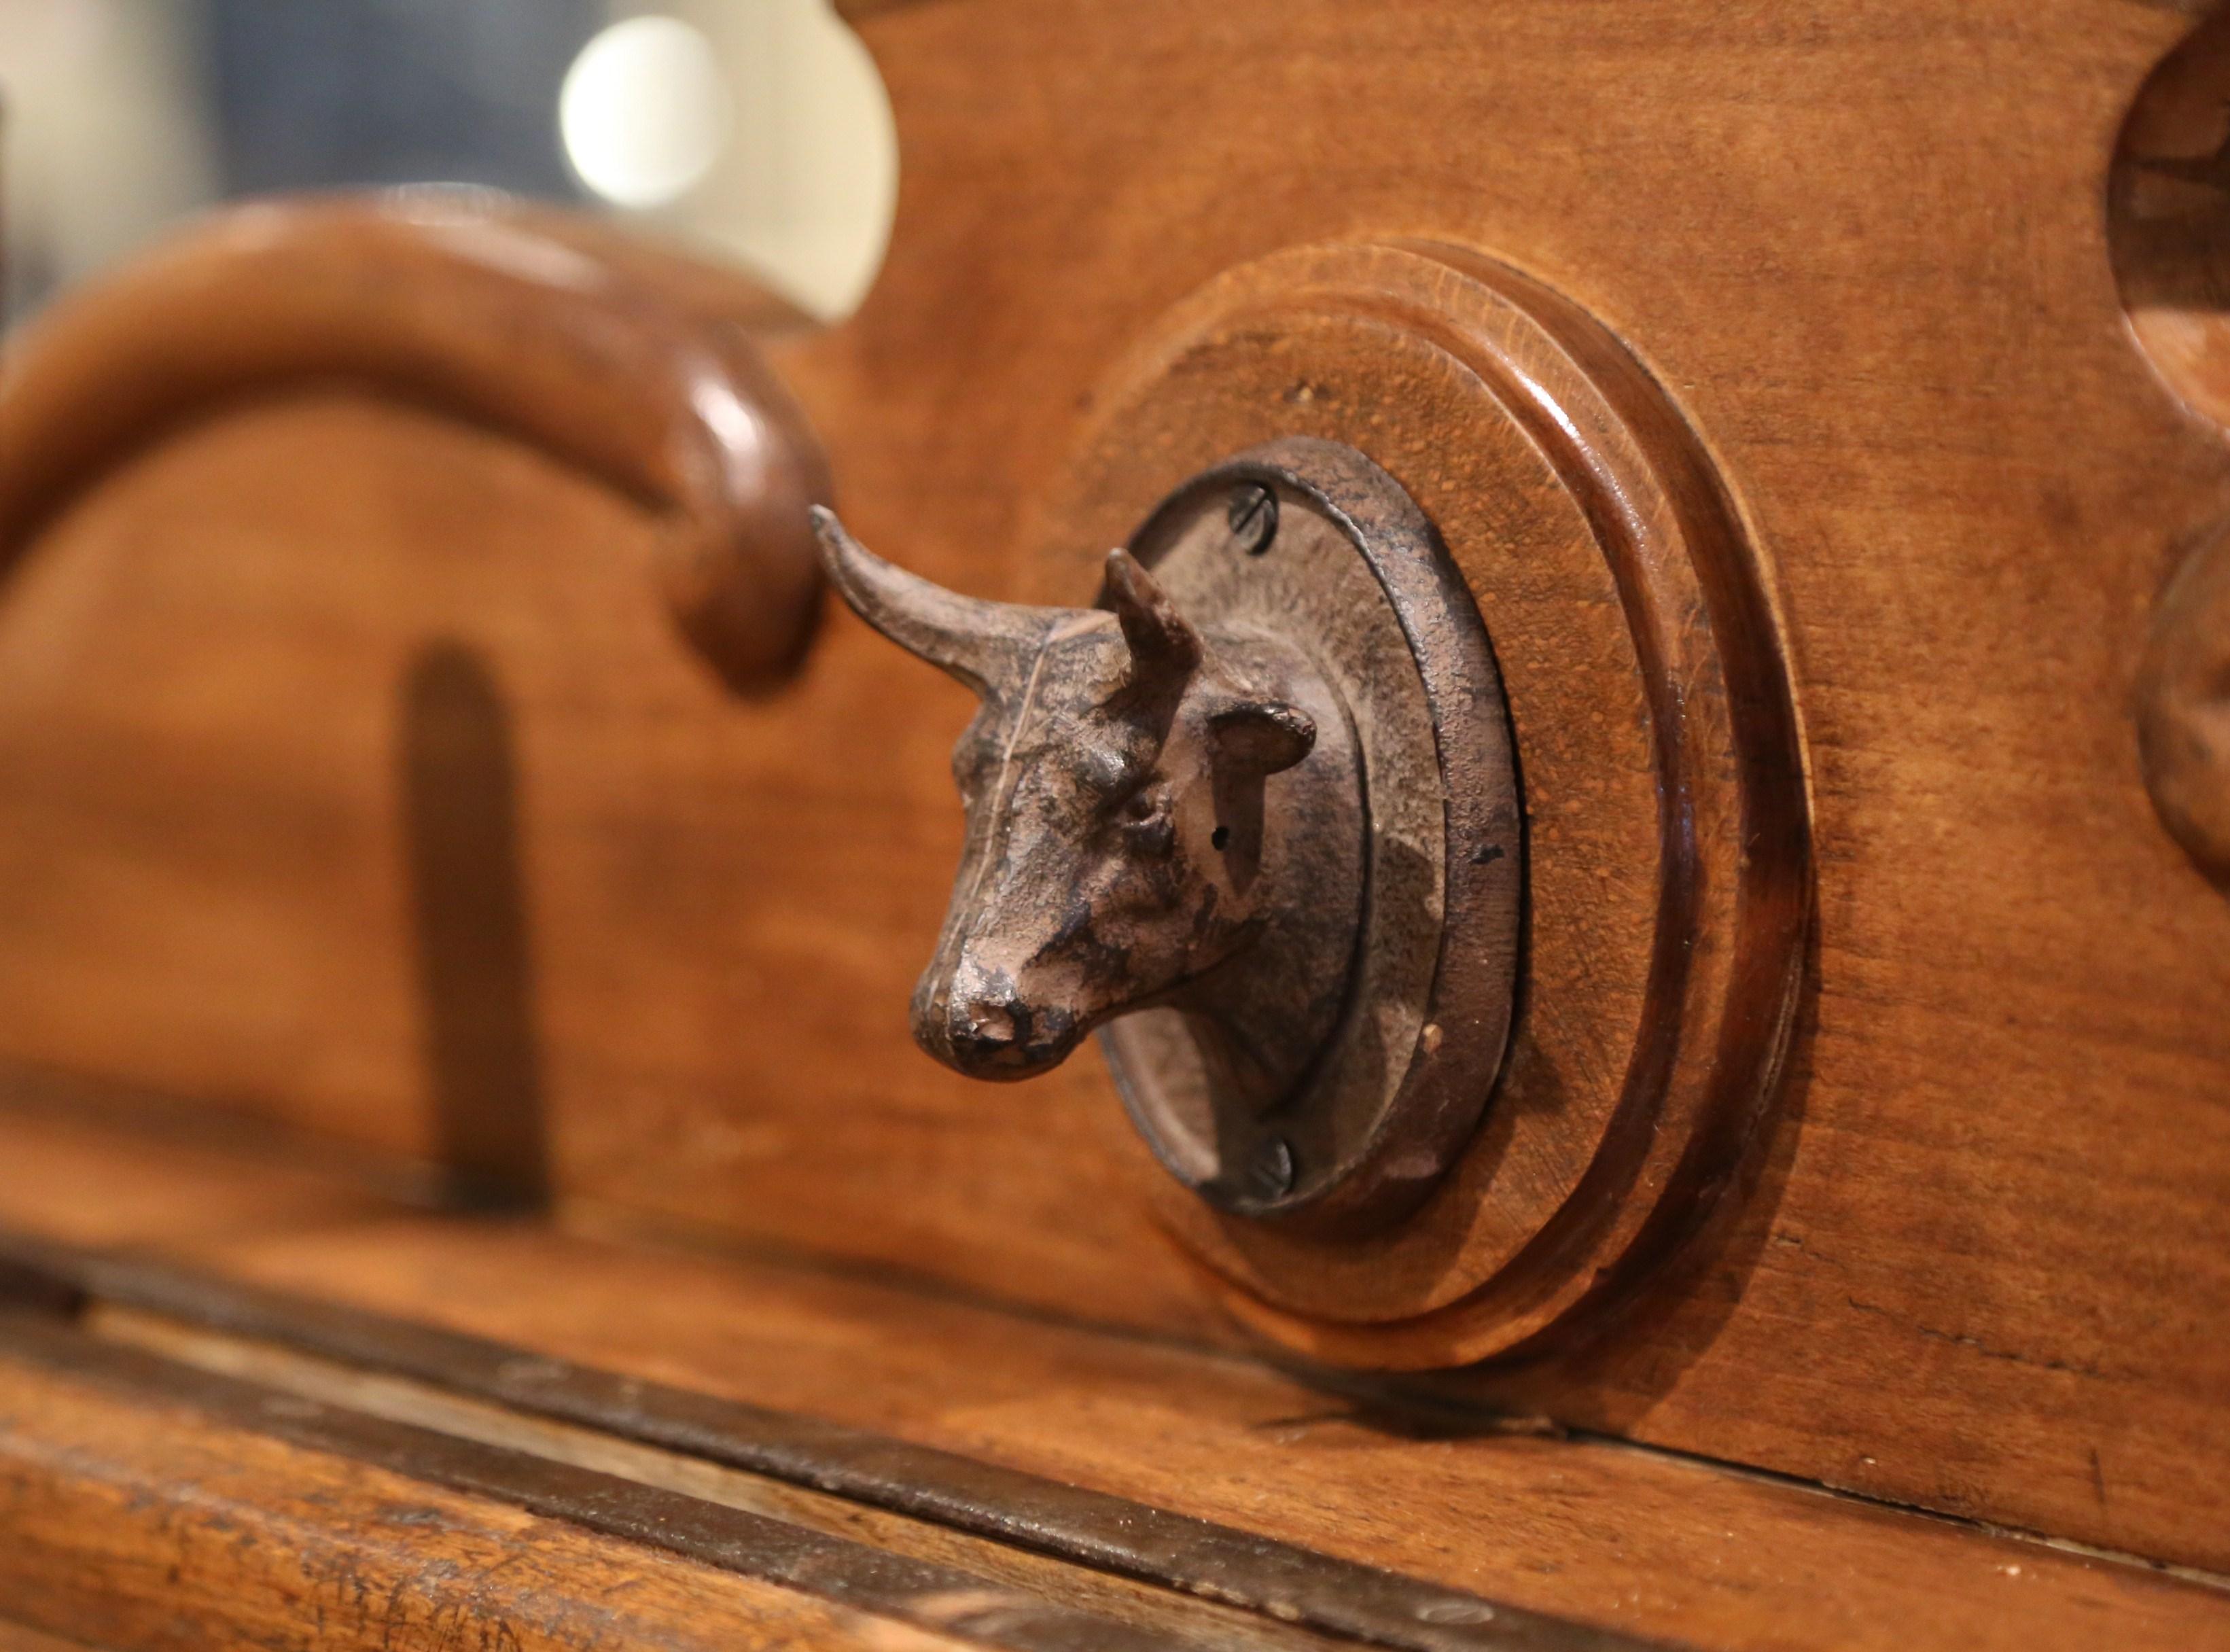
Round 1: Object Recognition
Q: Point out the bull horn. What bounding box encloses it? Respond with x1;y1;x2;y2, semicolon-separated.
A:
811;508;1056;699
1102;549;1202;682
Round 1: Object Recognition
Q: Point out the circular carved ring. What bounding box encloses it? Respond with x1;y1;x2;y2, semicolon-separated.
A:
1035;241;1812;1368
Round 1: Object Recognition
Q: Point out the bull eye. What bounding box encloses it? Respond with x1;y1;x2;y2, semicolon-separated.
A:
1105;782;1175;857
1211;825;1231;850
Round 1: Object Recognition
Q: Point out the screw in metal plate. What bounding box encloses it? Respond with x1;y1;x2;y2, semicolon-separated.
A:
1415;1600;1497;1626
1245;1136;1296;1200
1226;483;1279;556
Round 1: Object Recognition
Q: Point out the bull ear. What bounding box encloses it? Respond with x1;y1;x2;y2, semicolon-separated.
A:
813;507;1055;700
1103;549;1203;683
1210;699;1315;776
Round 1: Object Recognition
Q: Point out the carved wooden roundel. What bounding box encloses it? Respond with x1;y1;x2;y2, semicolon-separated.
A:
1031;241;1813;1369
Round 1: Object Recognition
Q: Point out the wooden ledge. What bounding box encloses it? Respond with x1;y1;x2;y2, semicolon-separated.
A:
0;1312;994;1652
0;1102;2222;1651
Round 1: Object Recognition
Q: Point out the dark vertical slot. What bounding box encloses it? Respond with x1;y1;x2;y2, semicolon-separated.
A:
399;639;549;1212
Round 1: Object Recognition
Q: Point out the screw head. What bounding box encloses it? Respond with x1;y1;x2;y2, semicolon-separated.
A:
1244;1137;1296;1200
1416;1600;1496;1626
1226;483;1279;556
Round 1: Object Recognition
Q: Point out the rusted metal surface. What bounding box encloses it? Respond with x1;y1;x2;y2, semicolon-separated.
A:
813;439;1520;1230
0;1233;1668;1652
1110;440;1523;1231
813;510;1360;1108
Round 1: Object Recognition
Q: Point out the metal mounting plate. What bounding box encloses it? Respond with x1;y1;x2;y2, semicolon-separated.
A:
1100;438;1523;1233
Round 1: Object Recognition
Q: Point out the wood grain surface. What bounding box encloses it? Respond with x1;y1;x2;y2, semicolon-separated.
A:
0;1320;977;1652
0;0;2226;1592
0;1070;410;1246
1;1106;2224;1651
81;1305;1521;1652
0;1621;102;1652
164;1212;2230;1652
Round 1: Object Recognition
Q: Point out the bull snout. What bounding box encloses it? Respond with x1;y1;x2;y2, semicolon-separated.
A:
913;962;1081;1080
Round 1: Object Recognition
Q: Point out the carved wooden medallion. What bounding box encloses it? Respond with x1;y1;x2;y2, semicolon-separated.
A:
818;239;1811;1366
1034;241;1814;1367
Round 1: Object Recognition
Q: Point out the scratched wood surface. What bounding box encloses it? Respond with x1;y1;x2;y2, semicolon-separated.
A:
0;0;2227;1593
0;1621;101;1652
158;1212;2230;1652
0;1101;369;1248
5;1103;2229;1651
0;1326;978;1652
79;1305;1451;1652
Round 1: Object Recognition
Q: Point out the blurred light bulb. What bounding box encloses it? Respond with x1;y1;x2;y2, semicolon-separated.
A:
560;16;729;210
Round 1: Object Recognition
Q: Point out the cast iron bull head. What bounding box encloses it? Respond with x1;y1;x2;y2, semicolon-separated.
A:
813;508;1364;1102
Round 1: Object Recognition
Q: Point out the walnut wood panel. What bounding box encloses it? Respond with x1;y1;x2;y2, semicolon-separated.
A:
0;1080;404;1246
0;387;1216;1322
0;398;696;1163
752;0;2230;1568
0;1621;101;1652
0;1323;975;1652
168;1214;2230;1652
0;0;2225;1585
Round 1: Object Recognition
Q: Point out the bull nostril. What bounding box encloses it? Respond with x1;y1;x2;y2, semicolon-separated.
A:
926;983;1082;1079
958;999;1018;1047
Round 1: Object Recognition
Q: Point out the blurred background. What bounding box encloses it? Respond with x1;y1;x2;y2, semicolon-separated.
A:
0;0;898;326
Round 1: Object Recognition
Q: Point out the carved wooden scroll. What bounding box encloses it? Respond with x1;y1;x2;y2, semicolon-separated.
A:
0;196;830;692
